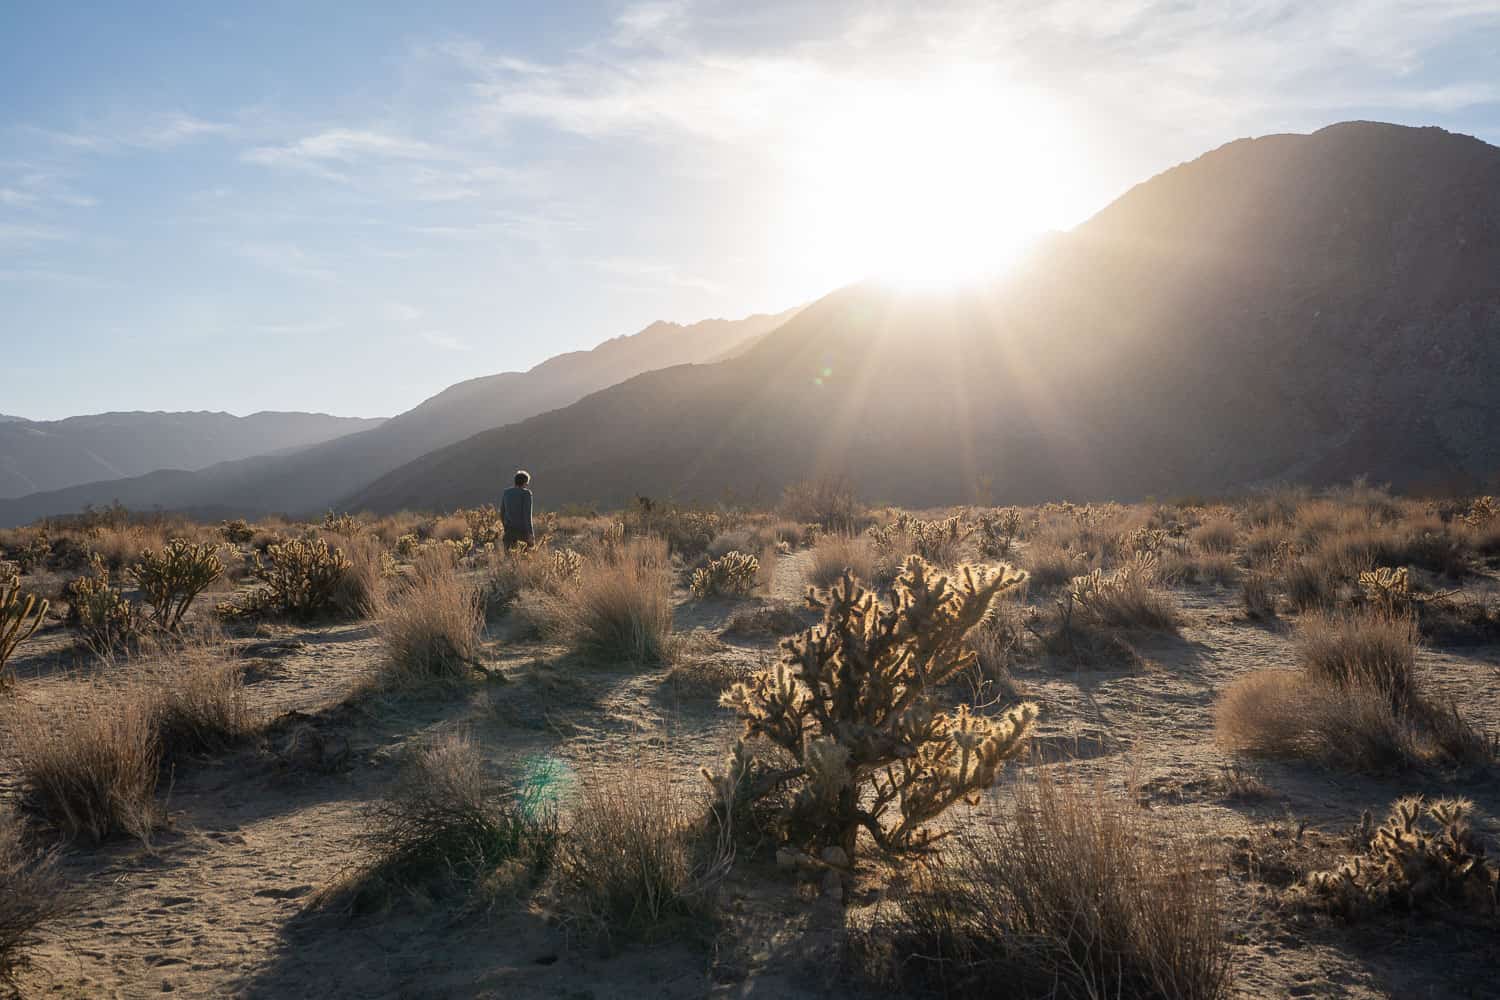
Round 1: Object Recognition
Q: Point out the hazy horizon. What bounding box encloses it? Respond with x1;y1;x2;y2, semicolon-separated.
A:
5;0;1500;421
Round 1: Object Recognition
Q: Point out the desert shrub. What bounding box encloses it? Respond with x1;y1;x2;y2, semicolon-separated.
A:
533;547;673;665
144;644;257;758
624;497;730;557
329;534;395;618
1190;517;1237;553
1022;535;1086;588
807;533;877;589
964;601;1027;696
1296;797;1497;920
710;557;1036;860
248;537;352;617
557;768;725;947
1;577;48;687
219;519;254;545
779;475;860;532
485;545;583;615
63;555;143;654
130;539;223;632
690;551;759;599
1243;523;1289;567
1242;571;1277;619
1280;552;1345;612
975;507;1022;558
13;687;163;843
1295;608;1416;708
8;531;51;574
855;773;1231;1000
723;601;806;638
375;557;483;682
1067;557;1178;633
323;735;557;913
0;812;70;988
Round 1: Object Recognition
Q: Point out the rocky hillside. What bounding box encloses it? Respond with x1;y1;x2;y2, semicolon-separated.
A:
347;122;1500;513
0;411;383;499
0;309;798;526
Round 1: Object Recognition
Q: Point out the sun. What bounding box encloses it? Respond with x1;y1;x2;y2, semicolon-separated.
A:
782;69;1081;290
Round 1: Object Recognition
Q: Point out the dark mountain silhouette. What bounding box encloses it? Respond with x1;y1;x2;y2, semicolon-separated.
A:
346;122;1500;513
0;309;798;526
0;411;383;500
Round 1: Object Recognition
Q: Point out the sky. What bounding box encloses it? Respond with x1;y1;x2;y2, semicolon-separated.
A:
3;0;1499;421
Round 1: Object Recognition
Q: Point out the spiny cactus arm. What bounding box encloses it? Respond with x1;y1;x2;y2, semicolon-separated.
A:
1;581;50;676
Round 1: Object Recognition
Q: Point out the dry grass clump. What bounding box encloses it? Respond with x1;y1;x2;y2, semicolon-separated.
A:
722;601;806;638
329;533;393;618
528;539;674;666
144;642;258;758
1216;611;1493;773
1190;517;1238;553
0;812;70;988
12;687;164;843
374;554;483;682
556;769;725;948
806;532;877;589
1068;559;1178;633
779;474;861;532
1022;535;1088;589
1295;608;1416;706
1241;571;1277;620
322;735;558;914
855;773;1232;1000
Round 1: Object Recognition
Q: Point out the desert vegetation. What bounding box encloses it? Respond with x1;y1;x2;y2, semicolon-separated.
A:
0;482;1497;996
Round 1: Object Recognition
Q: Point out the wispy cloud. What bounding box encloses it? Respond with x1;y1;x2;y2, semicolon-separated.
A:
37;112;234;152
419;330;470;351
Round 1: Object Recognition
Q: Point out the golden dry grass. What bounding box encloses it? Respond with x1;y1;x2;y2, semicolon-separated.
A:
374;555;483;682
0;811;70;988
806;532;877;589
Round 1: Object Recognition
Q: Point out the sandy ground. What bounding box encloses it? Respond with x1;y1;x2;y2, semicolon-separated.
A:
4;549;1499;999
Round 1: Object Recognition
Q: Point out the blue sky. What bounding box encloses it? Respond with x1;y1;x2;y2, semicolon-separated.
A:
3;1;1498;421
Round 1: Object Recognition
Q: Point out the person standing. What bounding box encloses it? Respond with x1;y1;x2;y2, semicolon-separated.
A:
501;470;535;551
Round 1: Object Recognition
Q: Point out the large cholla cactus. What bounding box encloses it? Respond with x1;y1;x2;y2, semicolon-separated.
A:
131;539;224;631
711;555;1037;860
1;576;49;685
255;538;351;616
690;550;759;598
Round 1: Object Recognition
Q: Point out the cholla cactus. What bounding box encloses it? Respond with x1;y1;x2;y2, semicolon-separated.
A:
131;539;224;631
690;551;760;598
1359;566;1411;617
254;538;351;616
1302;797;1497;918
1124;526;1170;556
395;533;421;560
461;505;503;548
975;507;1022;558
1462;496;1498;527
322;510;363;536
64;555;141;653
219;519;255;545
13;532;51;574
1;576;49;686
711;555;1037;860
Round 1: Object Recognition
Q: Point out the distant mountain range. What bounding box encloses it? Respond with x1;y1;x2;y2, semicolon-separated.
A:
0;310;798;526
0;411;383;500
346;122;1500;513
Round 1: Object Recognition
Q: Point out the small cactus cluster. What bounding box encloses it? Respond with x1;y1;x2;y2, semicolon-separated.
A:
627;498;731;556
709;555;1037;860
1300;797;1497;919
64;555;142;652
1462;496;1497;527
1;575;49;685
249;538;352;616
1124;526;1170;556
219;519;255;544
975;507;1022;558
690;550;759;599
130;539;224;632
1358;566;1411;616
461;505;503;548
867;513;970;565
12;532;51;574
321;510;363;536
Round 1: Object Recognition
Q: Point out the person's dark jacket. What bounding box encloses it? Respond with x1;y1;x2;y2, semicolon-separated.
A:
500;486;534;539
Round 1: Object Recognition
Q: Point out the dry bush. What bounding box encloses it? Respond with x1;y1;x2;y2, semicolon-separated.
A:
855;773;1232;1000
88;525;165;573
430;514;470;543
1295;608;1415;707
12;686;163;843
322;735;558;914
964;601;1027;696
1190;517;1238;553
0;812;70;988
329;534;393;618
1068;559;1178;633
807;533;877;589
130;539;223;632
1022;535;1088;589
722;601;806;638
1242;571;1277;620
533;542;673;666
63;556;144;654
556;768;725;948
144;643;258;758
779;475;861;532
375;556;483;682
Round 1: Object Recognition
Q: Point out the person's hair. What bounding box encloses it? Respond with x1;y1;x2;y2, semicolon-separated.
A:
514;470;530;487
